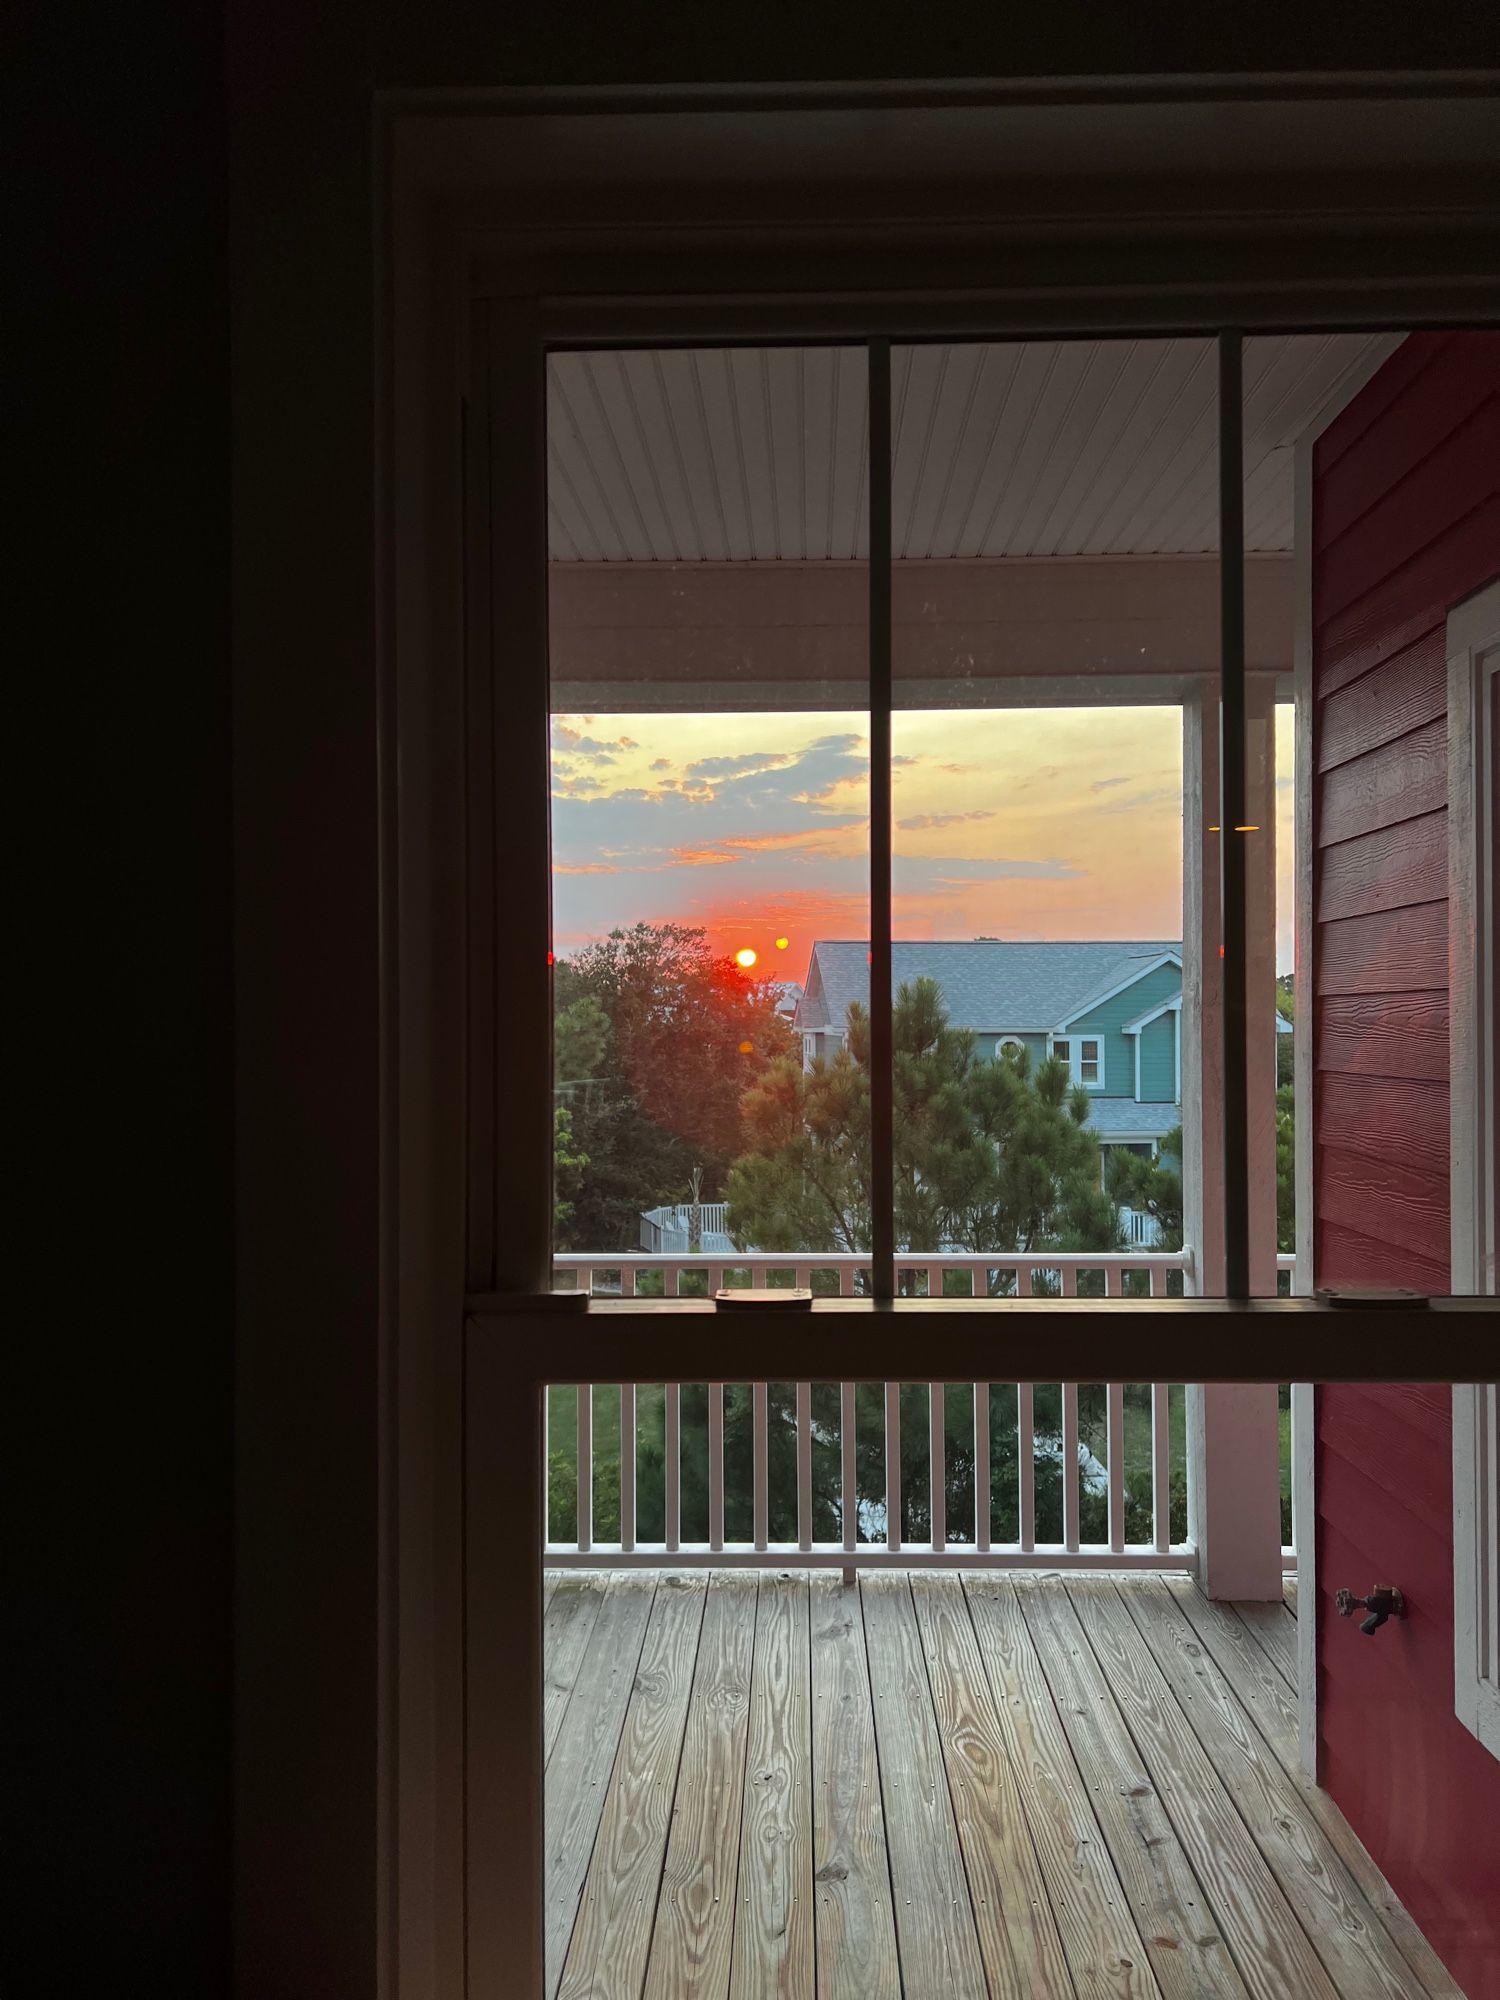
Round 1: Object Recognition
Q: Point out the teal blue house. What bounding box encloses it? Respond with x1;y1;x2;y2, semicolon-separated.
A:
794;939;1197;1167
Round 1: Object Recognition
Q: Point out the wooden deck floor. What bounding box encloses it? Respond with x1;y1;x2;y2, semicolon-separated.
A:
541;1568;1463;2000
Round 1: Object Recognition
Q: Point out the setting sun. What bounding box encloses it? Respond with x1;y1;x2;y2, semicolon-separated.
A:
735;947;758;968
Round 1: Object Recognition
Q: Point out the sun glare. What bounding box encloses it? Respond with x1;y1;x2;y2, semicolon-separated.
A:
735;947;759;968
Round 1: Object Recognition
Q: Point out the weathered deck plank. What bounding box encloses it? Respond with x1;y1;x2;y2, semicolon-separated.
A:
862;1574;988;1998
545;1574;658;1995
1120;1579;1429;2000
1163;1579;1464;2000
557;1574;706;2000
1064;1575;1339;2000
731;1572;814;1999
962;1576;1160;2000
540;1568;1460;2000
543;1572;610;1764
1232;1598;1299;1690
910;1572;1074;2000
644;1573;757;2000
808;1576;900;2000
1014;1576;1246;2000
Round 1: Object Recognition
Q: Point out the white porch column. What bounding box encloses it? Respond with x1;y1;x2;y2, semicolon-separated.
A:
1182;674;1284;1598
1182;677;1224;1297
1186;1383;1286;1599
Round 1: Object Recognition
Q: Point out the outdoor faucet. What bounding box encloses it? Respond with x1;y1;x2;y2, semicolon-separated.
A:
1335;1584;1406;1635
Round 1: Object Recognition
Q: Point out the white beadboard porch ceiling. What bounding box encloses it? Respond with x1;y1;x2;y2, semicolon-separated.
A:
546;333;1396;564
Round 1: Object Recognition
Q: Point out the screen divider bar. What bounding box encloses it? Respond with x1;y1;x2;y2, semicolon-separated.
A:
867;339;895;1304
1218;331;1251;1300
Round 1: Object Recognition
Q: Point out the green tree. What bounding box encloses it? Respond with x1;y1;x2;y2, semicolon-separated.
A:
1105;1125;1184;1252
725;978;1121;1257
1275;971;1295;1089
1275;1082;1296;1255
553;1105;588;1230
552;923;798;1250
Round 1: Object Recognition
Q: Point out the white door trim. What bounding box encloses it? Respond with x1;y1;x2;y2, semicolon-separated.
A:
1447;577;1500;1299
1292;1383;1319;1776
1448;579;1500;1762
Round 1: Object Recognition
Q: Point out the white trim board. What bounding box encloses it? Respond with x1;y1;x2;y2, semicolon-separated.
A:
1448;581;1500;1763
1453;1385;1500;1761
1448;578;1500;1300
1054;949;1182;1030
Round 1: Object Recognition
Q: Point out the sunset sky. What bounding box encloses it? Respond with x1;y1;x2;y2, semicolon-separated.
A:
552;706;1296;980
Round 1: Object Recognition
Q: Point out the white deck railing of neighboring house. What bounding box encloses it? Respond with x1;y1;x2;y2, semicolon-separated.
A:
639;1203;730;1252
545;1250;1297;1574
1119;1205;1164;1247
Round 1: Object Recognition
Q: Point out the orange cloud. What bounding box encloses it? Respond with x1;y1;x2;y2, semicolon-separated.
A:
670;846;740;867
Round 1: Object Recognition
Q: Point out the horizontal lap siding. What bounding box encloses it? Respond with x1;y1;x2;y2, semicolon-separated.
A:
1311;331;1500;2000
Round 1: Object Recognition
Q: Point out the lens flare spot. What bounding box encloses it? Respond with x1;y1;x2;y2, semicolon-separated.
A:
774;936;790;950
735;947;758;968
738;1040;753;1055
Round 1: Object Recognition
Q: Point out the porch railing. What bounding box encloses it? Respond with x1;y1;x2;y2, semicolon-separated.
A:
545;1251;1297;1576
546;1376;1185;1570
557;1247;1193;1298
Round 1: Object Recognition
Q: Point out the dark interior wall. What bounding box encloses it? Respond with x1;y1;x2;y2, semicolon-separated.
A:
19;2;1500;1994
14;1;230;1993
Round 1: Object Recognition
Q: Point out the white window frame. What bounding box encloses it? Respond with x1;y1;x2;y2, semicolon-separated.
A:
1051;1033;1102;1088
1449;580;1500;1760
376;111;1500;1986
802;1032;817;1068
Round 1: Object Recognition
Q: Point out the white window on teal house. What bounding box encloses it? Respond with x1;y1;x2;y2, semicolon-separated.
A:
1052;1035;1103;1088
997;1035;1025;1060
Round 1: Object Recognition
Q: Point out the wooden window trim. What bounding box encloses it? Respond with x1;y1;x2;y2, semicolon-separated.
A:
383;97;1500;1997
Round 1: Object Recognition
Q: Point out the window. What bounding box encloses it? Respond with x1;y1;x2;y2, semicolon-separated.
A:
1079;1037;1102;1086
997;1035;1024;1059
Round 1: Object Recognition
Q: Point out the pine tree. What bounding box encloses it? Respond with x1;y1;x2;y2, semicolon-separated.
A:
725;976;1122;1257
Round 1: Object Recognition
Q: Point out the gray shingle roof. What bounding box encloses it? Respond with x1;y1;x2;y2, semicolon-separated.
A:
1080;1099;1181;1141
796;940;1180;1035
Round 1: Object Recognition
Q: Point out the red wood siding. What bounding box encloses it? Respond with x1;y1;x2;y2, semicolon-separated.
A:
1311;332;1500;1998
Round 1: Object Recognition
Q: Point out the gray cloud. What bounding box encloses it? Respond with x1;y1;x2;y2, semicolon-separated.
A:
897;809;996;831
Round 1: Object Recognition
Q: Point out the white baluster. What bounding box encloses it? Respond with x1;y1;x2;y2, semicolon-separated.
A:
885;1381;902;1555
1152;1382;1171;1553
578;1385;593;1555
975;1384;991;1553
1018;1384;1035;1552
1107;1382;1125;1553
841;1382;857;1566
930;1383;946;1551
620;1383;636;1552
665;1383;680;1553
1062;1382;1080;1553
797;1382;813;1553
753;1381;769;1553
709;1381;725;1553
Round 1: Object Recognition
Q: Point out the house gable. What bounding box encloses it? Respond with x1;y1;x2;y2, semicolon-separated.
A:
1053;957;1184;1096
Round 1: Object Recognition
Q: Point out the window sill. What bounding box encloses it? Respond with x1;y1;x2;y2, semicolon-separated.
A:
465;1292;1498;1383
